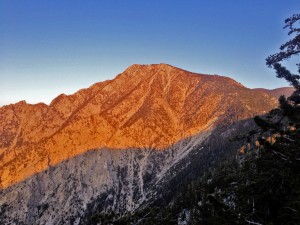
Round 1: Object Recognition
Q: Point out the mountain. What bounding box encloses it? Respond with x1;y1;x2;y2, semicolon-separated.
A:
253;87;294;98
0;64;277;189
0;64;280;224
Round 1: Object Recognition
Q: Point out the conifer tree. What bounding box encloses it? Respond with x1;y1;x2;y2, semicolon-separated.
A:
265;14;300;129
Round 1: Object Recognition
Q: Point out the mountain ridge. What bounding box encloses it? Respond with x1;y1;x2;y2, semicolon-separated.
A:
0;64;280;189
1;63;246;108
253;86;294;98
3;63;290;109
0;63;290;224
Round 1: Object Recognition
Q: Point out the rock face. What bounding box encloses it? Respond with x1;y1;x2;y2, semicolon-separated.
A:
0;64;279;224
0;134;210;225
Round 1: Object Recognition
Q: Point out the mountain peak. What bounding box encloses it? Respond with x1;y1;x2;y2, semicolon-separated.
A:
124;63;184;74
0;64;279;189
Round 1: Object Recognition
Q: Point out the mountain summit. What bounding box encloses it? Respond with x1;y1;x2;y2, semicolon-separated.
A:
0;64;285;224
0;64;277;189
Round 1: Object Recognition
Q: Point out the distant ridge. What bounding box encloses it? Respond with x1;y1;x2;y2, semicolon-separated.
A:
253;87;294;98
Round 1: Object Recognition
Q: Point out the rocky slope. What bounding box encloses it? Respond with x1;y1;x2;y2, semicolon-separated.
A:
0;121;256;225
0;64;280;224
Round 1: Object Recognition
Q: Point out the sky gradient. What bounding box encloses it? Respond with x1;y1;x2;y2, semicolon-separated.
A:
0;0;299;105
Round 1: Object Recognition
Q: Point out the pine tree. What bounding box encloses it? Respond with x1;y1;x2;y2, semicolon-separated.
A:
265;14;300;128
251;13;300;224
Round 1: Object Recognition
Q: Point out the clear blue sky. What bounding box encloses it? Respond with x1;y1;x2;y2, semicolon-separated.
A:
0;0;299;105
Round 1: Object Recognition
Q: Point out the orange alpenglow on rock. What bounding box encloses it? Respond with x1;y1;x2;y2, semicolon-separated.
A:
0;64;277;188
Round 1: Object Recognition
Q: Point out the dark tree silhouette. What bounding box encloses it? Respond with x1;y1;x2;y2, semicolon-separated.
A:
266;14;300;126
